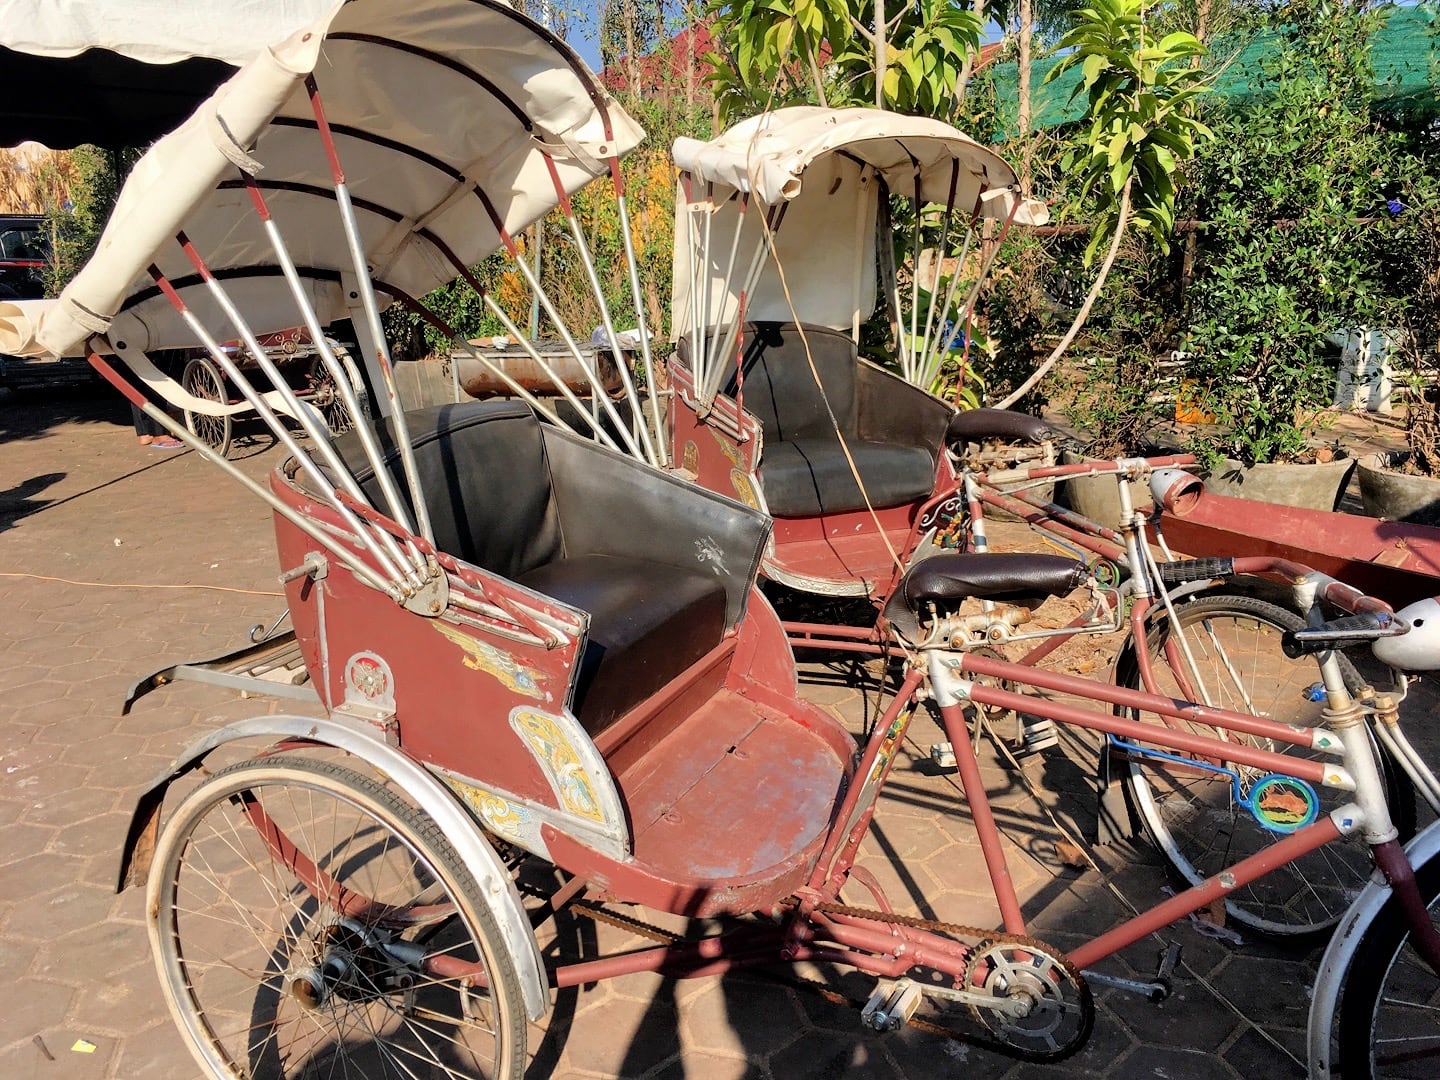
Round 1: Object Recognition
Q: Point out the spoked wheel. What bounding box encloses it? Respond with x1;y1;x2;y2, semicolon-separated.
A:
1336;850;1440;1078
182;355;233;456
1119;593;1415;938
147;755;526;1078
306;345;369;437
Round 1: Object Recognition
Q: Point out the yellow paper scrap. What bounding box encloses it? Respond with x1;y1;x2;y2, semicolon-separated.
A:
71;1039;97;1054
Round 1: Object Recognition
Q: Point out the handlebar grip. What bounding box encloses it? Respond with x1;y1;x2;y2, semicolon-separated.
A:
1281;612;1403;658
1154;558;1235;586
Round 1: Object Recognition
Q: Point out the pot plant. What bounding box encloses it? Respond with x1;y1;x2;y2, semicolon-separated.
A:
1178;0;1398;511
1356;198;1440;525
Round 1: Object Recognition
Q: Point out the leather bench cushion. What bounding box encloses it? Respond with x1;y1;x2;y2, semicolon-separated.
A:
759;438;937;517
517;554;728;736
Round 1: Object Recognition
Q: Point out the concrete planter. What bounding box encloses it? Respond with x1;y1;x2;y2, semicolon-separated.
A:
1059;449;1152;527
1202;456;1356;512
1357;451;1440;526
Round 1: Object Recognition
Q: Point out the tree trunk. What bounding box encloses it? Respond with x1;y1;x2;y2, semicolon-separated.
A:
874;0;887;108
1017;0;1033;196
955;0;986;109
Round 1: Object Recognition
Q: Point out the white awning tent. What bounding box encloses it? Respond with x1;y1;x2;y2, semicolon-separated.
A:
0;0;644;364
671;106;1048;339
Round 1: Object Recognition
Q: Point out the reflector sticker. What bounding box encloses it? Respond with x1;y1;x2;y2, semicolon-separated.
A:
1249;775;1320;833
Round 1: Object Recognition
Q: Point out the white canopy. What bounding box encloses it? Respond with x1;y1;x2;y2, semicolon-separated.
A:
672;106;1046;336
0;0;644;359
672;106;1043;218
0;0;336;65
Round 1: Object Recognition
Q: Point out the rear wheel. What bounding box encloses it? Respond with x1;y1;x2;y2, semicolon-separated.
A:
307;344;369;437
147;755;526;1078
181;355;232;456
1335;848;1440;1077
1119;593;1414;938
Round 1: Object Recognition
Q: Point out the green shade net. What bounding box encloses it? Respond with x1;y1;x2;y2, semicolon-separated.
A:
986;4;1440;135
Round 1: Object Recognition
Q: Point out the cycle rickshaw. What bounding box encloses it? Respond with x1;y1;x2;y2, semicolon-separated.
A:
3;2;1438;1076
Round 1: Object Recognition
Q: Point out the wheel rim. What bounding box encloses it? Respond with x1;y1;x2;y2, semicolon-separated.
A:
1367;910;1440;1077
150;761;511;1078
182;358;231;452
1125;600;1376;936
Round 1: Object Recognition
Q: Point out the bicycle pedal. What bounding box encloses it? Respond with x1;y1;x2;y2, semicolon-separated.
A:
929;742;957;770
861;978;923;1033
1015;717;1059;754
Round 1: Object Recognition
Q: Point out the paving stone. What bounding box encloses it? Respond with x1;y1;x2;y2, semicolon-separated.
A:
0;978;77;1050
1;395;1432;1079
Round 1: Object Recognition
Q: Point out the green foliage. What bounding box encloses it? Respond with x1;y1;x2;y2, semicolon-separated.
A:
37;147;134;296
704;0;981;121
1182;0;1404;465
1048;0;1212;262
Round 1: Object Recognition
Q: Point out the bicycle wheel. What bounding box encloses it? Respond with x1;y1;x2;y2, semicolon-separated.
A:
1119;593;1415;938
182;355;233;456
147;754;526;1079
1335;849;1440;1077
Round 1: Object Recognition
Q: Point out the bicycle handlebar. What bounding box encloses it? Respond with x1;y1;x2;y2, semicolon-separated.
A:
1281;612;1410;658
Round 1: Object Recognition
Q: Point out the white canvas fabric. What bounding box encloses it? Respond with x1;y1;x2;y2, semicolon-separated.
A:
0;0;644;360
0;0;337;64
671;106;1047;334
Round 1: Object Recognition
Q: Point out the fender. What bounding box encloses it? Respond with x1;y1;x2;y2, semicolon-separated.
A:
115;714;550;1021
1306;818;1440;1078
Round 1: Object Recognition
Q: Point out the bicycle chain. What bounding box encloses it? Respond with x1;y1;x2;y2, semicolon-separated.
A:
569;898;1094;1063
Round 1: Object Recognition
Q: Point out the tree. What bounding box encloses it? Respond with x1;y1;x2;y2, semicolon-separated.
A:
994;0;1212;407
704;0;981;121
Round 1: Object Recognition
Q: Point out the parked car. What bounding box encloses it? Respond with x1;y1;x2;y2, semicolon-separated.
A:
0;214;100;389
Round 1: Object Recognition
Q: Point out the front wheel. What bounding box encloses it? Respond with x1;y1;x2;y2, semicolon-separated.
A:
1336;849;1440;1077
1119;593;1415;938
181;354;233;456
147;754;527;1078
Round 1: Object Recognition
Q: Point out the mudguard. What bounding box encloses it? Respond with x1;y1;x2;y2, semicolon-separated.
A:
1306;818;1440;1077
115;714;550;1021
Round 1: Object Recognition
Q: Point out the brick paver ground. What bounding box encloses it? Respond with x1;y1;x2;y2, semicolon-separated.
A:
2;383;1434;1078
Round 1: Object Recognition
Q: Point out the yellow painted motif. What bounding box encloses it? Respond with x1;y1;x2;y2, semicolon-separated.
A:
432;621;546;699
446;780;530;843
711;427;742;465
682;440;699;475
730;469;760;509
511;709;606;823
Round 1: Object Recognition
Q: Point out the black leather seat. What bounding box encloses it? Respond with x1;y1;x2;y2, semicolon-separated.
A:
328;401;747;736
728;323;940;516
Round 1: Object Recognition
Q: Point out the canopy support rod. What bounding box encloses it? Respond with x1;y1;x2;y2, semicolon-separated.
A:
917;161;961;382
469;187;646;461
607;155;669;467
306;75;435;549
713;191;749;400
86;344;402;601
924;201;980;388
906;158;924;383
391;287;624;455
703;204;785;406
680;175;706;394
166;241;414;587
236;175;415;558
938;190;1023;357
697;180;717;404
542;154;657;465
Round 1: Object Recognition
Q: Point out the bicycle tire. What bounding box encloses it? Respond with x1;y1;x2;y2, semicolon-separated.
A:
1335;848;1440;1077
1117;592;1416;938
147;754;527;1079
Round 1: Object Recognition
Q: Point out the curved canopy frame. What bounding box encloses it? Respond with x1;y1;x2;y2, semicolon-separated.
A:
1;0;658;601
670;106;1048;405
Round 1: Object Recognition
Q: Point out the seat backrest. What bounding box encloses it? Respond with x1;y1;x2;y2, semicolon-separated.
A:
333;401;562;580
722;322;858;442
